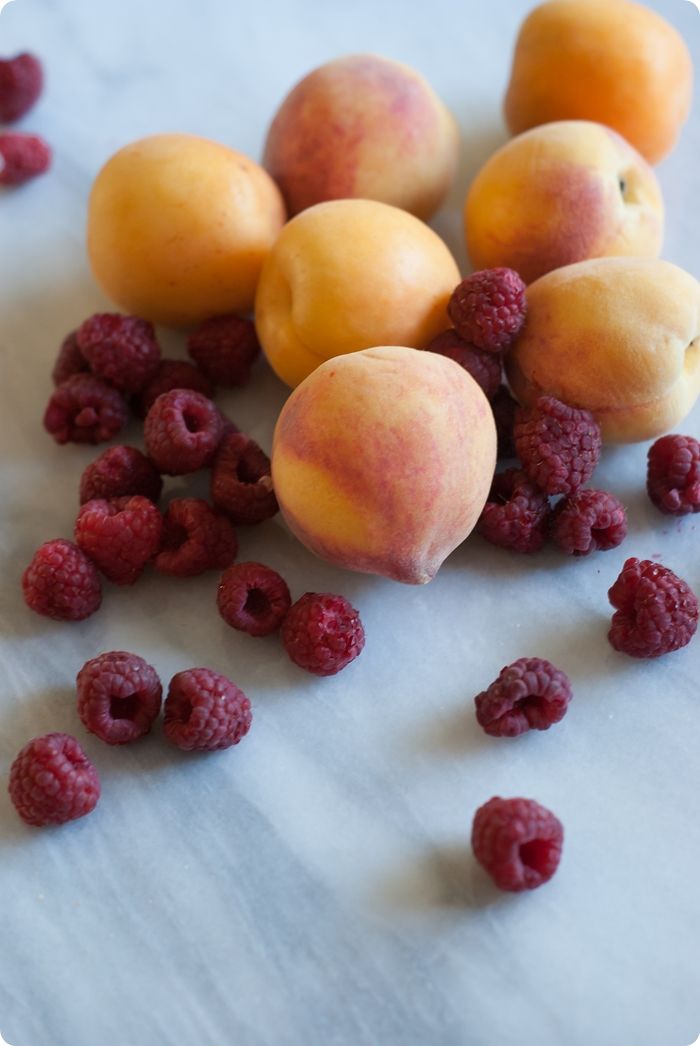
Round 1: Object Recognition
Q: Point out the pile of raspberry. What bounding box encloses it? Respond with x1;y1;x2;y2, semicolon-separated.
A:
0;52;51;185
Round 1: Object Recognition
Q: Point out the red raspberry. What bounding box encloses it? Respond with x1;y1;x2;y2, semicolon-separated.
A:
474;658;572;738
52;330;89;386
477;468;550;553
154;498;238;577
448;268;527;353
77;651;162;745
9;733;100;827
187;314;260;387
425;329;501;399
0;132;51;185
22;539;102;621
79;445;163;505
76;313;161;394
608;557;698;659
217;562;291;637
144;388;223;475
43;373;129;445
75;496;163;585
550;489;627;556
471;796;563;892
647;434;700;516
281;592;365;676
514;395;602;496
163;668;252;752
0;53;43;122
210;431;278;524
491;385;518;459
136;359;215;416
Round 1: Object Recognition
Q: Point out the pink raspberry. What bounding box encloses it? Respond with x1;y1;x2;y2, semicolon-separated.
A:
76;313;161;394
281;592;365;676
154;498;238;577
608;557;698;659
163;668;252;752
144;388;223;475
22;538;102;621
75;496;163;585
0;53;43;122
0;132;51;185
474;658;572;737
471;796;564;892
79;445;162;505
550;489;627;556
210;431;278;524
136;359;215;416
425;329;501;399
77;651;162;745
448;268;527;353
43;373;129;445
477;468;550;553
491;385;519;459
187;314;260;387
647;434;700;516
514;395;602;496
52;330;89;386
9;733;100;827
217;562;291;637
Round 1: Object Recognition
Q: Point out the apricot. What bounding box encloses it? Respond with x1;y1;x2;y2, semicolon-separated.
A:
87;134;286;327
262;54;459;220
504;0;693;165
255;199;460;388
272;346;497;584
506;258;700;443
465;121;663;284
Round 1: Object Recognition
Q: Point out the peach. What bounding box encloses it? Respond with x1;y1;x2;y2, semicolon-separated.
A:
464;121;663;284
272;346;497;584
262;54;459;220
87;134;286;327
255;199;460;388
504;0;693;165
506;257;700;443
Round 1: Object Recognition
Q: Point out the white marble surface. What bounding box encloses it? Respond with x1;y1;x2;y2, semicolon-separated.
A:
1;1;700;1044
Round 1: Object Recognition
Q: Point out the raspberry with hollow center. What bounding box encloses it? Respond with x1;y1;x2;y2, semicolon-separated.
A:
475;657;572;737
52;331;89;386
425;328;502;399
77;313;161;394
647;434;700;516
281;592;365;676
210;431;278;524
22;538;102;621
550;488;627;555
514;395;602;496
491;384;518;459
79;445;163;505
448;268;527;353
187;314;260;387
136;359;215;416
43;373;129;445
608;557;698;658
471;796;564;892
0;132;52;185
154;498;238;577
217;561;291;637
477;468;550;553
163;668;252;752
75;495;163;585
0;53;44;122
144;388;223;475
77;651;162;745
9;733;100;827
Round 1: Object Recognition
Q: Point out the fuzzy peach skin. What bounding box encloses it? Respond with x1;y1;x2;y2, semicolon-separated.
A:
262;54;459;221
272;346;497;584
87;134;286;327
504;0;693;165
465;121;663;284
506;258;700;443
255;199;460;388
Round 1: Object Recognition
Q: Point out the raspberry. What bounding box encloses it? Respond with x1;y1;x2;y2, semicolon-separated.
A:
22;539;102;621
8;733;100;827
79;445;163;505
76;313;161;394
163;668;252;752
0;132;52;185
217;562;291;637
514;395;602;496
75;496;163;585
491;385;519;459
550;489;627;556
154;498;238;577
474;658;572;737
477;468;550;553
135;359;215;416
144;388;223;475
425;329;501;399
647;434;700;516
77;651;162;745
52;331;89;386
43;373;129;445
448;268;527;353
187;314;260;387
0;53;43;122
281;592;365;676
608;557;698;659
210;431;278;524
471;797;563;892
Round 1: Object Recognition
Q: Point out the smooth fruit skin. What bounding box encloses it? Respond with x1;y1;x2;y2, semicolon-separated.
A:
272;346;497;584
87;134;286;327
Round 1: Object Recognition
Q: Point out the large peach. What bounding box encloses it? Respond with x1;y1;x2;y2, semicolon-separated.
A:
506;258;700;443
255;199;460;388
272;346;497;584
262;54;459;220
465;121;663;284
87;134;286;327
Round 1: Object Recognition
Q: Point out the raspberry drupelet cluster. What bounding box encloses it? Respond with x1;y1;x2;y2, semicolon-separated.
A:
0;53;50;187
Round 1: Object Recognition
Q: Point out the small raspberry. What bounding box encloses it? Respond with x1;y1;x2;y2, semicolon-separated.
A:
43;373;129;445
77;651;162;745
550;489;627;556
187;314;260;387
0;131;52;185
163;668;252;752
491;385;518;459
608;557;698;659
217;562;291;637
514;395;602;496
281;592;365;676
425;329;501;399
22;538;102;621
9;733;100;827
154;498;238;577
75;496;163;585
76;313;160;394
448;268;527;353
474;658;572;737
477;469;550;553
144;388;223;475
79;445;163;505
647;434;700;516
136;359;215;416
210;431;278;524
471;796;563;892
0;53;43;122
52;330;89;386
